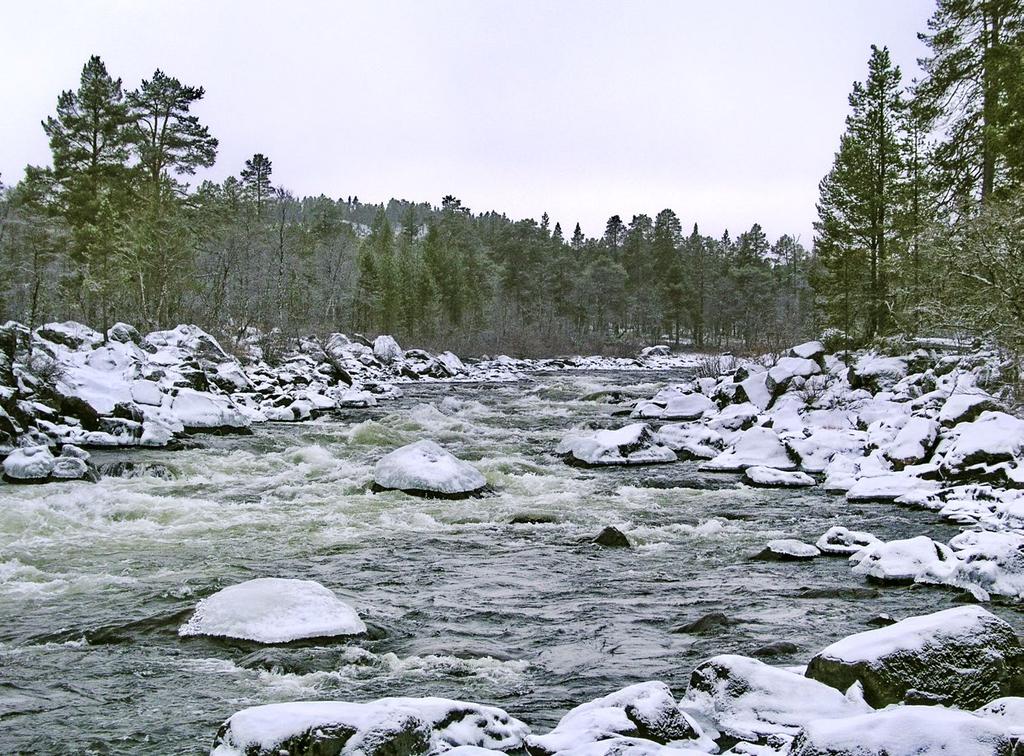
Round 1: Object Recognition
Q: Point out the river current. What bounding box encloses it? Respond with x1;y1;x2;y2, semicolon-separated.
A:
1;370;1021;754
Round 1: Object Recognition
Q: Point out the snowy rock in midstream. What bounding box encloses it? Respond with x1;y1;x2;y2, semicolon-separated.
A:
179;578;365;643
557;423;677;467
804;606;1024;709
2;444;54;482
755;539;820;561
815;526;880;556
373;440;487;498
681;655;868;742
788;705;1016;756
527;681;704;755
210;697;530;756
940;411;1024;478
849;535;958;585
332;388;378;408
654;423;724;460
701;427;795;472
743;466;815;488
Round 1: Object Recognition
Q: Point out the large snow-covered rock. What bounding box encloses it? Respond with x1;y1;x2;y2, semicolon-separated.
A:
947;529;1024;600
527;682;701;755
805;606;1024;709
654;424;723;460
788;705;1016;756
941;411;1024;477
815;526;880;556
845;472;938;502
373;440;487;497
211;697;530;756
557;423;677;467
373;334;403;364
848;355;908;393
849;535;958;585
659;393;716;421
681;655;868;741
168;388;251;432
701;427;795;472
766;357;821;395
939;392;1002;427
179;578;365;643
883;416;939;469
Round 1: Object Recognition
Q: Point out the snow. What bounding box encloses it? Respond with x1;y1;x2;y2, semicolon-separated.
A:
211;697;530;756
557;423;677;466
659;393;716;421
50;456;89;480
939;392;1000;426
976;697;1024;737
655;423;723;459
373;334;403;364
169;388;251;430
762;539;820;559
374;440;487;496
737;373;772;411
845;472;937;502
947;529;1024;600
743;466;815;487
790;341;825;361
702;427;795;472
787;429;867;473
789;706;1013;756
178;577;365;643
767;357;821;389
849;535;957;584
682;655;868;741
2;445;54;480
815;526;880;556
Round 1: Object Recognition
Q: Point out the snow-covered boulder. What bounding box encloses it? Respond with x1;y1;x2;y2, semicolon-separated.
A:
179;577;365;643
211;697;530;756
654;424;723;460
976;697;1024;738
848;355;908;393
527;681;701;755
787;428;867;474
884;416;939;469
805;606;1024;709
660;393;716;421
845;472;938;502
736;373;771;411
373;440;487;497
168;388;251;432
788;705;1015;756
849;535;958;585
743;466;815;488
941;411;1024;478
815;526;880;556
682;655;868;742
789;340;826;364
947;530;1024;600
939;392;1002;427
757;539;820;560
333;388;378;408
707;402;759;434
373;334;403;364
2;444;54;482
701;427;795;472
766;357;821;395
557;423;677;467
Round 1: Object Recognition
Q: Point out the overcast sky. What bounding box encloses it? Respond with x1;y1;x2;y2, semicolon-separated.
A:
2;0;935;243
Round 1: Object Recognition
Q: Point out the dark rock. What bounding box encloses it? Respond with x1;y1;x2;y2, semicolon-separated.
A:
795;586;881;600
867;613;898;627
510;513;557;524
593;526;630;548
753;640;799;657
673;612;740;635
97;461;175;480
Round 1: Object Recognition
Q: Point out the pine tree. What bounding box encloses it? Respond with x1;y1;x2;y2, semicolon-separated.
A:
241;153;273;218
42;55;133;330
571;222;585;252
916;0;1024;202
815;45;908;340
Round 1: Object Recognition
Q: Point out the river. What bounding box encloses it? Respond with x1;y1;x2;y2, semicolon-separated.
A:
1;370;1020;754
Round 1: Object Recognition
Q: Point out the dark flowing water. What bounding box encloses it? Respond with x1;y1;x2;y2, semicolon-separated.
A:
1;370;1020;754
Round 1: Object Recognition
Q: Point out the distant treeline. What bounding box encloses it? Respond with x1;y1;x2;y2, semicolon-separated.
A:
3;0;1024;359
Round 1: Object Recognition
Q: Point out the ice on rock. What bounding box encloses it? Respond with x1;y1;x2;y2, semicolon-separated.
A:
849;535;958;584
788;705;1015;756
211;697;530;756
179;577;366;643
681;655;868;741
743;466;815;488
50;455;90;480
1;444;54;481
373;439;487;497
805;606;1024;709
701;427;795;472
758;539;820;560
557;423;677;467
815;526;880;556
528;681;702;755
